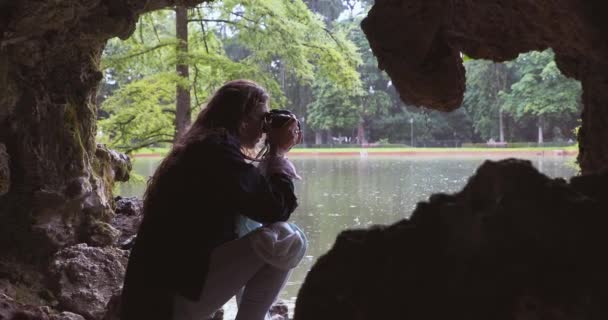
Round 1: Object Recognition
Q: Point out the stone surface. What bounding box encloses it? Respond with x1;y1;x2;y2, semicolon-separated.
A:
93;144;132;204
49;244;128;320
86;221;121;247
295;159;608;320
53;312;87;320
0;0;200;318
0;143;9;196
1;1;607;319
0;0;206;264
361;0;608;173
101;290;226;320
110;196;144;248
269;300;289;320
100;290;121;320
211;308;224;320
0;259;54;307
0;293;85;320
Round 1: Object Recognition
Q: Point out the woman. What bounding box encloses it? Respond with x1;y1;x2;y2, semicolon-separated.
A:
121;80;304;320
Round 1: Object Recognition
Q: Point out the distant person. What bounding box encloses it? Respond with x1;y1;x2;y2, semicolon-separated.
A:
120;79;305;320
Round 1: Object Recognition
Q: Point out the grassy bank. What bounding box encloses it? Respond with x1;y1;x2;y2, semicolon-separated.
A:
132;146;578;157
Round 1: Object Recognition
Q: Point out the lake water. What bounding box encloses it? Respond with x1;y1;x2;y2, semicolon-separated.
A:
118;154;578;316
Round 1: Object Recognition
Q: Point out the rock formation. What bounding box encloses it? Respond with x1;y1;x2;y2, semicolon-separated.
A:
361;0;608;173
0;143;9;196
49;244;129;320
295;159;608;319
0;293;85;320
0;0;201;316
1;0;608;319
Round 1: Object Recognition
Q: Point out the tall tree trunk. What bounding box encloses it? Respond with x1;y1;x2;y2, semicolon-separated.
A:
499;109;505;143
175;5;191;141
537;117;544;144
493;63;508;143
315;131;323;145
357;120;367;145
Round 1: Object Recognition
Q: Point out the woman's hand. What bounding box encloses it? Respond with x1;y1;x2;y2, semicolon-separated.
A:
267;118;301;156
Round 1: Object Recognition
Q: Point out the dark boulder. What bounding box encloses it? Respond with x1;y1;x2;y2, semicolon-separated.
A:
295;159;608;320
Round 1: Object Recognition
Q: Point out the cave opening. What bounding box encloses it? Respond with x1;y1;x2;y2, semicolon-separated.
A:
1;0;607;319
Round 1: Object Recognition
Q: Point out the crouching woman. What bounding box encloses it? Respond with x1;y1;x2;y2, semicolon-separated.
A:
120;79;305;320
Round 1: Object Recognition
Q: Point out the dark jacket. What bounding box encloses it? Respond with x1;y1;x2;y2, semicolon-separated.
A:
120;133;298;319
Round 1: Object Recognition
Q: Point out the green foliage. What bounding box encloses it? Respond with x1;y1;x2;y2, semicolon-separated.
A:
306;77;361;130
500;50;581;120
461;59;509;141
305;12;392;136
99;0;361;152
215;0;361;90
369;106;473;145
98;72;178;152
98;0;584;150
461;49;581;143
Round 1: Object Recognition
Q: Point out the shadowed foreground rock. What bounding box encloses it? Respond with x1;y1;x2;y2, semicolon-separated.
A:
49;244;128;320
0;293;84;320
295;159;608;320
111;196;144;249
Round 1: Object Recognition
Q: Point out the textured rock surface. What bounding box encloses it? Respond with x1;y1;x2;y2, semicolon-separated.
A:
0;0;209;313
269;300;289;320
93;144;132;203
0;293;85;320
295;159;608;320
361;0;608;173
0;143;9;196
0;0;208;262
100;290;121;320
1;0;607;319
49;244;128;320
110;196;144;248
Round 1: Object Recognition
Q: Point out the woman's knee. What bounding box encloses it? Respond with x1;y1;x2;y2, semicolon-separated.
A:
247;222;307;270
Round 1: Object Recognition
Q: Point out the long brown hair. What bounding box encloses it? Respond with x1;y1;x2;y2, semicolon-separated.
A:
142;79;269;214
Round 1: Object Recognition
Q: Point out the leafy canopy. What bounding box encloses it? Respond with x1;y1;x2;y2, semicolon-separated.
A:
98;0;361;152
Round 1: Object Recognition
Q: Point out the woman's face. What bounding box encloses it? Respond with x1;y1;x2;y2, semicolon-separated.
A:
239;101;269;149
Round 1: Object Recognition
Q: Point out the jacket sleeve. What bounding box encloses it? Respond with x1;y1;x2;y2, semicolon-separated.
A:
209;138;298;223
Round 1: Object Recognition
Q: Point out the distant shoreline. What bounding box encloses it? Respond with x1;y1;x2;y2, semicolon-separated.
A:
133;147;578;158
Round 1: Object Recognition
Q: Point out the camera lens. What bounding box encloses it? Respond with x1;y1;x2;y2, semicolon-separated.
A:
263;109;298;133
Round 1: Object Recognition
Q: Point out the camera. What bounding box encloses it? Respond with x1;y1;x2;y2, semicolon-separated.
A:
256;109;301;159
262;109;301;134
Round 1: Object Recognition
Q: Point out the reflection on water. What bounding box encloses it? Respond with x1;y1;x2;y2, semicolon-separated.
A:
117;154;578;310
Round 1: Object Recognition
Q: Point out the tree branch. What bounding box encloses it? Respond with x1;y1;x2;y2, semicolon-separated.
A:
192;64;201;107
106;43;175;62
115;115;137;127
121;138;175;154
148;14;162;43
187;18;253;30
322;27;345;50
141;0;208;15
162;108;176;115
230;11;260;24
196;7;210;54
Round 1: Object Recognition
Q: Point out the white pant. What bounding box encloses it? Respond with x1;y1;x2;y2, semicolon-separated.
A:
172;222;306;320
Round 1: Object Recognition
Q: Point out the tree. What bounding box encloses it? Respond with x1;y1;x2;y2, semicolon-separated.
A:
306;77;361;143
305;0;345;23
175;5;190;140
98;0;361;152
305;4;395;145
462;59;512;142
500;50;582;143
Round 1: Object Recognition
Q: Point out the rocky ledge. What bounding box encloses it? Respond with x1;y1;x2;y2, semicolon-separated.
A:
295;158;608;320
